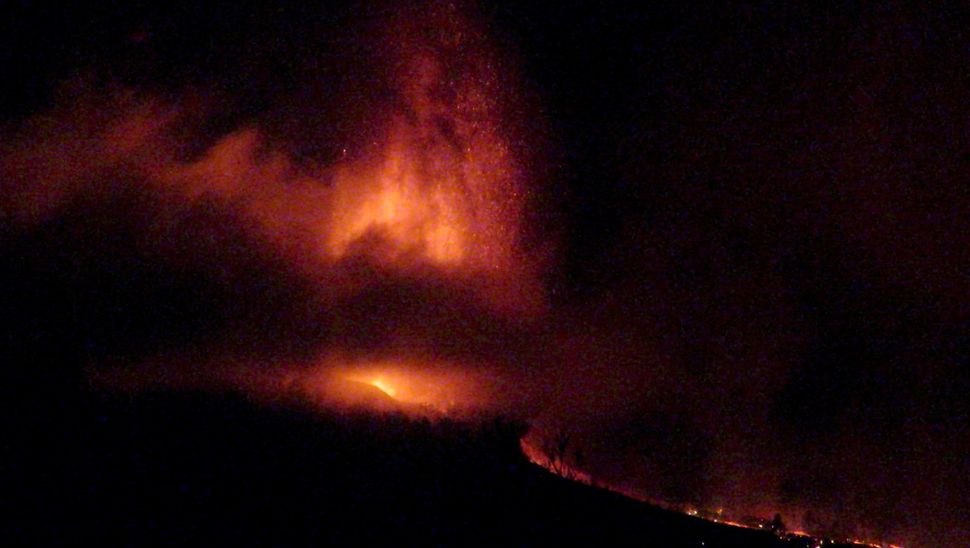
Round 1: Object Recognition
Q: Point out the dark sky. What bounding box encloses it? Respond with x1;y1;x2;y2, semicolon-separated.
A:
2;2;968;546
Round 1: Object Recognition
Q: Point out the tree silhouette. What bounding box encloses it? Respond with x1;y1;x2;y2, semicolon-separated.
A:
769;513;786;534
541;430;583;480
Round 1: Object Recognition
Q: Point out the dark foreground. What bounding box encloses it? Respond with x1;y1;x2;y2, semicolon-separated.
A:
6;389;853;547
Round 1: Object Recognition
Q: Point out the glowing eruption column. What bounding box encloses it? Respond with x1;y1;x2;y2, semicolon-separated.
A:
324;5;525;279
328;120;472;267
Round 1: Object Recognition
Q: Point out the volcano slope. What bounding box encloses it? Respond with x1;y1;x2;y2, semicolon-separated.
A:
7;387;853;548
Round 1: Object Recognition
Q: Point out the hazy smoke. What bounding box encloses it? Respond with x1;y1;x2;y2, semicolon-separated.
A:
2;2;966;547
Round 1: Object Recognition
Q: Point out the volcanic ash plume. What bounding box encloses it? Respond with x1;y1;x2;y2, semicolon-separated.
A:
0;1;547;417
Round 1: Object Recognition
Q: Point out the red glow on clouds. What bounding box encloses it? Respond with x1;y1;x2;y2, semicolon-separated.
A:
2;3;940;548
1;2;542;318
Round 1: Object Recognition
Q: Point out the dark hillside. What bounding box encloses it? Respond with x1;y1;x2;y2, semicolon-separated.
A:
7;389;849;547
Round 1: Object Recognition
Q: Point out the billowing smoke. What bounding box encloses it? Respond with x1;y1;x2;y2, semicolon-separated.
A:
2;2;967;547
1;0;547;370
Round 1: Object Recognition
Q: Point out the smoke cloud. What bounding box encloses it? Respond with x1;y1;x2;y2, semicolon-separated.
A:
2;2;967;547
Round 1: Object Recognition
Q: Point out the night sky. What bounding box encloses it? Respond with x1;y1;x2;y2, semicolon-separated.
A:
2;2;968;546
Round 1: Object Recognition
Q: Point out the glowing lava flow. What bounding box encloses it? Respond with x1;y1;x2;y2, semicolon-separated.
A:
296;359;492;416
367;377;397;398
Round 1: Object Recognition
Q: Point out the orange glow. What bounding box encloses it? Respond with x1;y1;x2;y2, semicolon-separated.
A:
340;364;476;412
326;122;472;267
321;8;527;282
295;358;491;416
12;3;545;319
519;430;593;484
520;430;907;548
367;377;397;398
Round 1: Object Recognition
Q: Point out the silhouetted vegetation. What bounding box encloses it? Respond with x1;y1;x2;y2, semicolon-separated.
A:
770;513;787;534
539;430;572;479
